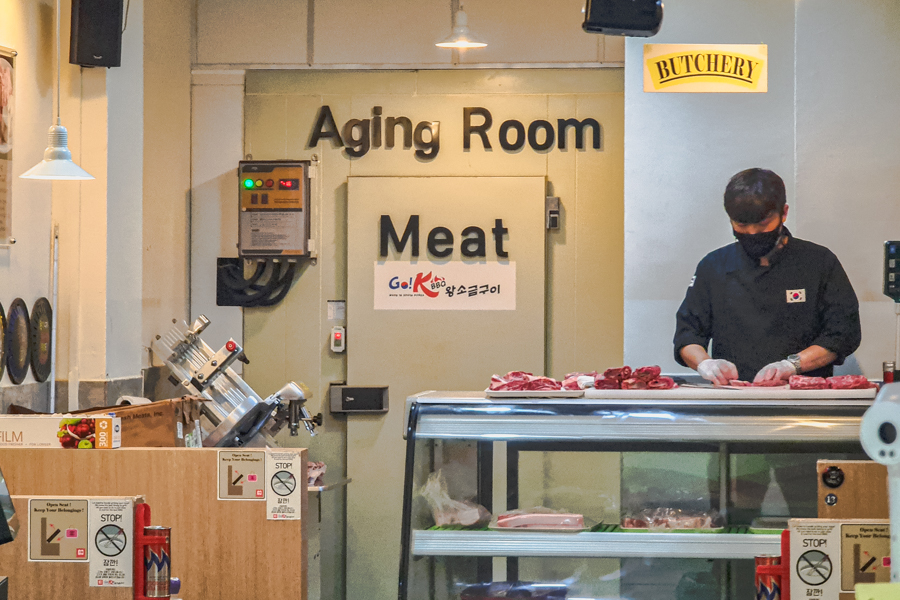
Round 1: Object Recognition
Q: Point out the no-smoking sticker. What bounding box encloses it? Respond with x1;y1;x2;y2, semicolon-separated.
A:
266;450;303;521
89;499;134;587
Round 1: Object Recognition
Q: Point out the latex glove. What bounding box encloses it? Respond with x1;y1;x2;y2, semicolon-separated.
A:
753;360;797;383
697;358;739;386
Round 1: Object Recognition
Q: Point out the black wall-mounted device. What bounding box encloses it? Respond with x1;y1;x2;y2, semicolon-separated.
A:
329;385;389;413
884;241;900;301
69;0;125;68
582;0;664;37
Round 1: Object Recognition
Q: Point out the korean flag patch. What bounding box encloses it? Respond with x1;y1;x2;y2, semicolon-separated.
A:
786;289;806;303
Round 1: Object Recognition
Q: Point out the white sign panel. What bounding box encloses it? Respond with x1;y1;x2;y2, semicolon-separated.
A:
374;261;516;310
266;450;303;521
89;499;134;588
28;499;89;562
218;450;267;500
239;210;304;253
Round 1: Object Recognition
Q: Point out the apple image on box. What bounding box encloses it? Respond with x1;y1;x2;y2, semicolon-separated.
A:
57;418;96;449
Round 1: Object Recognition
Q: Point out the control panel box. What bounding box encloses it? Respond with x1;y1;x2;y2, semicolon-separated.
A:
883;241;900;301
329;386;388;413
238;161;310;258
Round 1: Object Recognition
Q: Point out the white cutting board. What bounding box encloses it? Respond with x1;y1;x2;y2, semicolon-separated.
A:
583;386;877;400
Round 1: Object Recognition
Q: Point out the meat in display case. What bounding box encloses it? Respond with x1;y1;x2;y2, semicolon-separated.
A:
398;390;874;600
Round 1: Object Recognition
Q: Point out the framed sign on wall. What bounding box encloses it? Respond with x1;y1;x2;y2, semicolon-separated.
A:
0;46;15;242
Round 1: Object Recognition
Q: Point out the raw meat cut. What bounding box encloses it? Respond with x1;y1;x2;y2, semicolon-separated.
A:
826;375;876;390
436;505;490;527
561;376;581;390
422;470;492;529
308;461;327;486
496;512;585;529
561;372;598;390
593;375;621;389
621;508;720;530
634;365;661;382
752;379;790;388
621;514;717;530
789;375;828;390
526;376;563;391
647;377;676;389
621;377;649;390
489;371;563;391
724;379;788;388
564;370;598;379
603;366;632;381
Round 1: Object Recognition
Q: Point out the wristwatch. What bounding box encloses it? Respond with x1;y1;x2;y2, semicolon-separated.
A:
786;354;802;374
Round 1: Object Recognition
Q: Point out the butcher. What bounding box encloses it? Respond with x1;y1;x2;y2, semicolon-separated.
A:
673;168;862;385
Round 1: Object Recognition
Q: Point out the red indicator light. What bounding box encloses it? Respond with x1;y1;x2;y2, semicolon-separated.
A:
265;179;274;187
279;179;295;189
334;333;342;340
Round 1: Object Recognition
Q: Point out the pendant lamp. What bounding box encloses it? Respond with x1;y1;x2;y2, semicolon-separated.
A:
20;0;93;180
436;5;487;49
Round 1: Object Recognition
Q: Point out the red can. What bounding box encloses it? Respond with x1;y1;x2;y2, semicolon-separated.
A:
144;526;171;598
755;555;781;600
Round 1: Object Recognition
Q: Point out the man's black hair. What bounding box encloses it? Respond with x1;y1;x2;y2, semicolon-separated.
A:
723;168;786;224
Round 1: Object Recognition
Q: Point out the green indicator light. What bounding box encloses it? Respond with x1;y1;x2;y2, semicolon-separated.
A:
243;179;254;189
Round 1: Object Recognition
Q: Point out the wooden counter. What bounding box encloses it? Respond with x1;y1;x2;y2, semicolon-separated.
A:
0;448;307;600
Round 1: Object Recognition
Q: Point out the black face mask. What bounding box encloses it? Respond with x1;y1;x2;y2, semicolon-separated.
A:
733;222;783;259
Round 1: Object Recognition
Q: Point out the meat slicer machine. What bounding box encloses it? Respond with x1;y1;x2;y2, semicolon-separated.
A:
152;315;321;447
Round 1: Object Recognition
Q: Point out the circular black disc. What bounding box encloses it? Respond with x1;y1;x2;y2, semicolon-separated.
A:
0;302;7;382
30;298;52;382
7;298;30;384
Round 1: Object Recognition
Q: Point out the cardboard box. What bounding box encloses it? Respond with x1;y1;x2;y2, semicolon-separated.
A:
0;416;121;449
789;518;891;600
78;397;205;448
817;460;888;519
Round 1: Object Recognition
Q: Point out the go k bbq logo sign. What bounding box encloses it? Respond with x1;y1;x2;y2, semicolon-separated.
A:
389;272;446;298
644;44;768;93
376;264;514;310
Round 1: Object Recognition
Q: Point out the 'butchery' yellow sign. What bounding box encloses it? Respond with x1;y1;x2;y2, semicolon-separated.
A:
644;44;767;93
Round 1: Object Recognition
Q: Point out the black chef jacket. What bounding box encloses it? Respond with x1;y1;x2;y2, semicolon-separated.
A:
674;230;861;381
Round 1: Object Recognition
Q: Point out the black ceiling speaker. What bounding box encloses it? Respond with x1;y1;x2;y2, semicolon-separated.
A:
583;0;664;37
69;0;124;67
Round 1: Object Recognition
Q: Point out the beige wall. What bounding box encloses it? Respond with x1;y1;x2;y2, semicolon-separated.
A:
195;0;623;68
142;0;192;367
1;0;146;407
0;0;55;394
241;68;624;600
242;67;624;405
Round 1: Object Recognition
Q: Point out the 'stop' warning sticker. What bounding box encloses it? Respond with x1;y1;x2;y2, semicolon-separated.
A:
266;450;303;521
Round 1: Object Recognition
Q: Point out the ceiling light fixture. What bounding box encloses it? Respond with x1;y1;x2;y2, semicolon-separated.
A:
436;4;487;49
20;0;93;180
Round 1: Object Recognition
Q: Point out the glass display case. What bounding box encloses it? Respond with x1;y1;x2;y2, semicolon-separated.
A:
398;392;873;600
